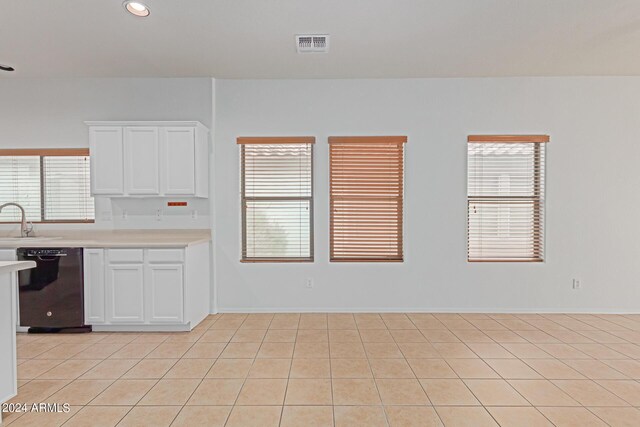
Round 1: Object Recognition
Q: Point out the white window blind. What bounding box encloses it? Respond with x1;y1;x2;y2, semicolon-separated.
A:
329;136;407;262
43;156;94;221
0;150;95;223
238;137;314;262
0;156;42;222
467;135;548;262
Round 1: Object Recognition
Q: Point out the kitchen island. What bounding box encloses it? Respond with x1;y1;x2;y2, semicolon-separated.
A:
0;261;36;425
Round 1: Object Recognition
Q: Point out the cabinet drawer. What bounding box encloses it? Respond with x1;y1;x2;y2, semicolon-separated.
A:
108;249;144;263
147;249;184;263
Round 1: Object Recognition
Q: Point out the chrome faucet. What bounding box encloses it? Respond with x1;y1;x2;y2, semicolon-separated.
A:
0;202;33;237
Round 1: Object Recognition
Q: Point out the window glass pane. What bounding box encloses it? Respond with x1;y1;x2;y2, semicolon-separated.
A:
241;142;313;261
329;137;406;262
467;139;545;261
0;156;42;222
468;143;540;197
332;198;402;260
468;200;541;260
243;144;312;198
244;199;311;259
43;156;95;221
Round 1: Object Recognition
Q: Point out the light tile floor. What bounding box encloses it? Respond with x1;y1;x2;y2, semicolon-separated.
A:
4;313;640;426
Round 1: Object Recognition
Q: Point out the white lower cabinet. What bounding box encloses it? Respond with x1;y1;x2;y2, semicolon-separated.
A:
106;264;145;323
0;250;20;334
83;244;209;331
146;264;184;323
84;249;106;324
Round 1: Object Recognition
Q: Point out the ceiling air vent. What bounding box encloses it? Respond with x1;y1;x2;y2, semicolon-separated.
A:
296;34;330;53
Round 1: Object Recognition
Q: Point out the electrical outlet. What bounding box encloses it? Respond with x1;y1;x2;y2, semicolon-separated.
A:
191;210;198;220
156;209;163;221
306;278;314;289
572;279;581;290
122;210;128;220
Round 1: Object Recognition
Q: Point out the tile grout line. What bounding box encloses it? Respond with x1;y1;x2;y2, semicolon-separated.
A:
221;313;261;427
11;313;640;427
404;314;445;426
367;314;393;427
431;314;506;426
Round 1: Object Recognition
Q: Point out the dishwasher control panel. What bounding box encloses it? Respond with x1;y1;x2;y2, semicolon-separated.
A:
22;249;67;257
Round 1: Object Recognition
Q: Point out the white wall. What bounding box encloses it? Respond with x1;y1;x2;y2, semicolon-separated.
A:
0;78;212;230
2;76;638;312
214;77;640;313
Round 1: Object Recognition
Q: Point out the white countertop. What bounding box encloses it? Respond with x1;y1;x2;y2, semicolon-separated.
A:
0;261;36;274
0;229;211;248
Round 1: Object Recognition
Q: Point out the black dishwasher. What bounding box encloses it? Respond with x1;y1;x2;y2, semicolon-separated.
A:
17;248;91;333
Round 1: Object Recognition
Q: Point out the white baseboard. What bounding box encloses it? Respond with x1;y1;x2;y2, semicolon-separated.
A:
214;307;640;314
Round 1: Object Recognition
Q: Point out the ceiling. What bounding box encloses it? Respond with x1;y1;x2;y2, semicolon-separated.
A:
3;0;640;78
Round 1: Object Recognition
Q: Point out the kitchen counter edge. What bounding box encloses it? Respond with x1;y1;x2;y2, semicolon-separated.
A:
0;238;211;249
0;261;37;274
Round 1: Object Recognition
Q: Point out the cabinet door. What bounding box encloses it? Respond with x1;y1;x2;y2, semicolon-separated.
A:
0;250;19;331
124;127;160;195
90;127;124;195
83;249;105;324
145;264;184;323
160;127;196;195
106;264;144;323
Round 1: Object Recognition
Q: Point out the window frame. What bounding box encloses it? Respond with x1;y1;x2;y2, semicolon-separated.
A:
466;134;548;262
329;136;407;263
238;137;315;263
0;148;95;224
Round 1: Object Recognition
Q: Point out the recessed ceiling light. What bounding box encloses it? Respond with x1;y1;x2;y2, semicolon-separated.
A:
123;1;150;17
0;64;15;72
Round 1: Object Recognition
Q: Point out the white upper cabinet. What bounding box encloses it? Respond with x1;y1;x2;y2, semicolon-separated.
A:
89;127;124;195
86;121;209;198
124;127;160;195
161;127;195;196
